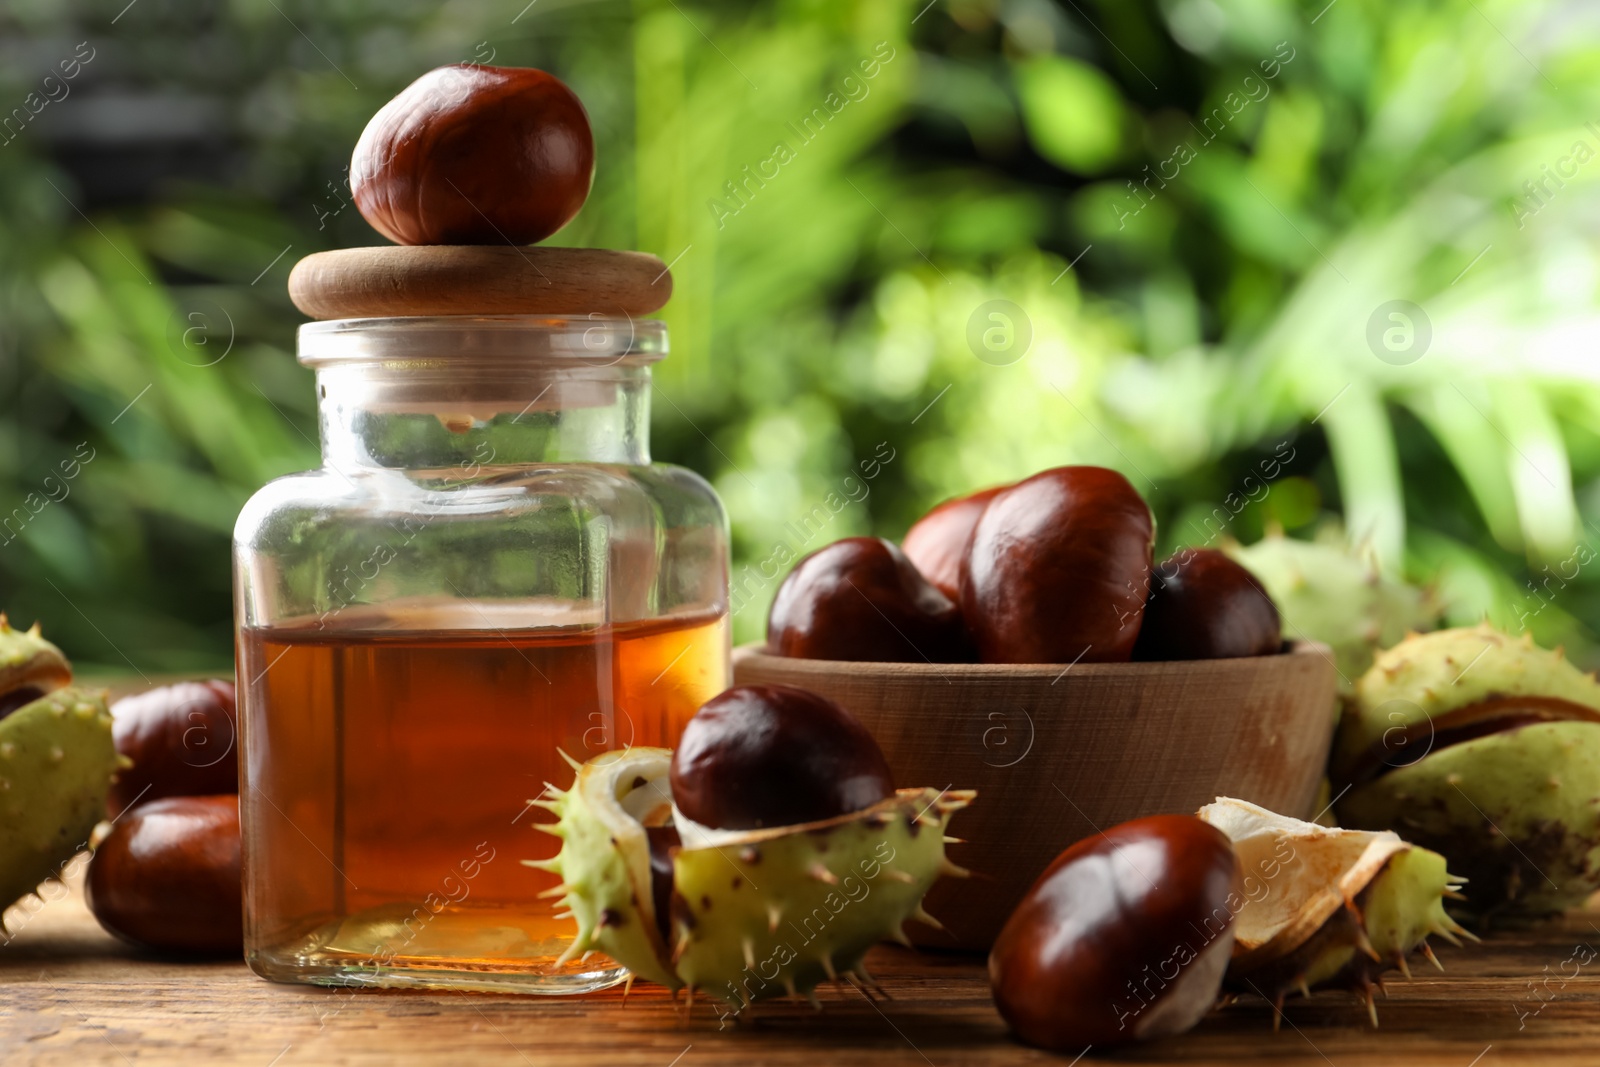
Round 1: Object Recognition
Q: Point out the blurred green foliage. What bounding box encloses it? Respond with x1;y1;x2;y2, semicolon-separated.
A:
1;0;1597;670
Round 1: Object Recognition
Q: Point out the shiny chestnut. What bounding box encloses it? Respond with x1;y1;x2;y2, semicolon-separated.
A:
670;685;894;831
1133;548;1282;661
990;815;1239;1051
351;64;594;246
901;485;1007;602
109;680;237;814
767;537;970;663
85;795;243;955
961;466;1154;663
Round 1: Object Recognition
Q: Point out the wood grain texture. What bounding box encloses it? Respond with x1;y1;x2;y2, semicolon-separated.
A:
4;872;1599;1065
732;643;1338;951
287;245;672;320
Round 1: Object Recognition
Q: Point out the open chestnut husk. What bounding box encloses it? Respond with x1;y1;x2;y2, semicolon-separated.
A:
351;64;594;246
989;815;1239;1051
767;537;970;663
535;687;973;1009
962;466;1154;663
1133;548;1282;661
670;684;894;831
900;485;1007;603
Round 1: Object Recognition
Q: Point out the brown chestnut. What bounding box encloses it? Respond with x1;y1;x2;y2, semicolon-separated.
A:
767;537;969;663
670;685;894;831
109;680;237;815
1133;548;1282;661
901;485;1007;602
961;466;1154;663
85;795;242;955
351;64;594;246
989;815;1239;1051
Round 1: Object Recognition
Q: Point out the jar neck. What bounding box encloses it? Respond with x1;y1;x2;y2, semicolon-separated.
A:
316;362;653;474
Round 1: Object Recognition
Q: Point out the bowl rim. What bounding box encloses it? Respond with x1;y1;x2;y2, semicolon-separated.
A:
732;640;1336;680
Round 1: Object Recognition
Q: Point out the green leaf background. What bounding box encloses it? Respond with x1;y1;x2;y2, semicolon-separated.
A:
1;0;1597;669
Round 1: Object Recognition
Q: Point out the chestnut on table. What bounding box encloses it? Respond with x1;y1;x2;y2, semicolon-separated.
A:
85;795;242;955
87;679;243;955
990;815;1240;1051
106;679;236;812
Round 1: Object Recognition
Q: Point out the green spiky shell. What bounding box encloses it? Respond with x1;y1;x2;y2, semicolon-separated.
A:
0;617;72;698
0;687;120;915
670;787;967;1005
1198;798;1469;1025
534;747;972;1008
528;748;680;989
1340;721;1600;915
1225;532;1440;692
1335;624;1600;765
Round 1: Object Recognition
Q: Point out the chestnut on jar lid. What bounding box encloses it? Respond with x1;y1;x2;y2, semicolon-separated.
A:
351;64;594;247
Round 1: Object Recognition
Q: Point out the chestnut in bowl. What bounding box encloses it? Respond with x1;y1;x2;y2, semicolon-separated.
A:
901;485;1007;603
351;64;594;246
670;684;894;831
1134;548;1282;661
989;814;1239;1050
767;537;970;663
962;466;1154;663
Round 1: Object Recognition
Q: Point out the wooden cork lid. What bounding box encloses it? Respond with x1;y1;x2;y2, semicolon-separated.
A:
288;245;672;321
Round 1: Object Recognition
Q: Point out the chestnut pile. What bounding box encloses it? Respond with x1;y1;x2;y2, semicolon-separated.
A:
989;799;1470;1052
88;680;242;955
534;684;972;1014
768;465;1282;665
0;620;241;956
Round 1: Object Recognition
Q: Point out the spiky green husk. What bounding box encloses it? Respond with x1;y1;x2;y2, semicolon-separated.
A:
1335;624;1600;764
1341;721;1600;915
1331;625;1600;916
0;617;71;695
0;687;120;916
1199;798;1469;1026
670;788;967;1005
534;747;972;1009
526;748;680;988
1225;532;1439;692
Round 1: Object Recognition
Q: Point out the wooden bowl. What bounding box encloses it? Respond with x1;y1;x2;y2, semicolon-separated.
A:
731;642;1337;952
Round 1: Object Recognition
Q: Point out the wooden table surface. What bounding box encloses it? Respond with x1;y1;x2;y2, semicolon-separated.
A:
9;676;1597;1065
4;869;1600;1067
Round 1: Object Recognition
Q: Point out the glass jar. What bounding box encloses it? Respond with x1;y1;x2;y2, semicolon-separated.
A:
233;316;730;994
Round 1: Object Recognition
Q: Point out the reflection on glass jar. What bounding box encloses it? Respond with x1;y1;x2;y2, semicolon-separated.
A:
234;317;730;993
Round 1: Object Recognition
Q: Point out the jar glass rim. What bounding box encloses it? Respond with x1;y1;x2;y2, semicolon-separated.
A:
297;315;667;368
